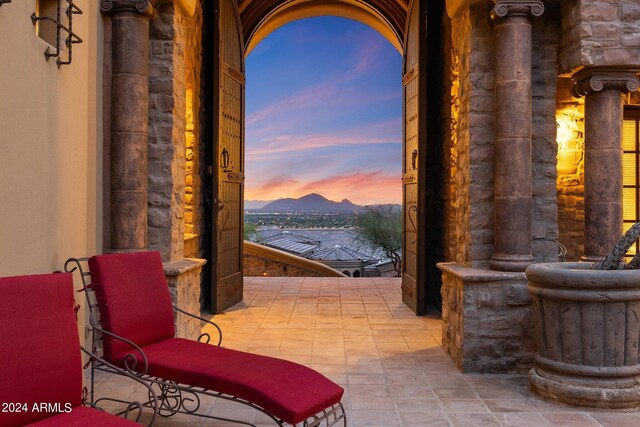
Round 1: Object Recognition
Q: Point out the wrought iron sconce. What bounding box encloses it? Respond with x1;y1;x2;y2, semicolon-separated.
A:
31;0;83;67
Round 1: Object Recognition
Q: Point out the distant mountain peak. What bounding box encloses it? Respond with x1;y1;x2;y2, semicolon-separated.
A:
260;193;364;213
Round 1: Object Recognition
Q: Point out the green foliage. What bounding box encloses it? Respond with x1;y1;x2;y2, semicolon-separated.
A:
355;205;402;276
244;222;258;240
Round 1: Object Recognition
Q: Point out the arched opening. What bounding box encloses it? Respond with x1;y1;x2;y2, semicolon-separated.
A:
201;0;444;315
243;0;404;55
244;16;403;277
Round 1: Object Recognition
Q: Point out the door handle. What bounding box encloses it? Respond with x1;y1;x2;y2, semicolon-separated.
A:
220;148;230;171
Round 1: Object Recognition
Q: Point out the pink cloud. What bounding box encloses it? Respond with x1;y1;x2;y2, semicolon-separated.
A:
245;176;301;200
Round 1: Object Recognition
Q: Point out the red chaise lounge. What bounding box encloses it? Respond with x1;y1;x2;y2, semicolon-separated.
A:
0;273;157;427
66;251;346;426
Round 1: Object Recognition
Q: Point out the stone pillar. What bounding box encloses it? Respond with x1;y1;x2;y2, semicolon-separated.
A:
102;0;156;251
572;69;640;260
489;0;543;272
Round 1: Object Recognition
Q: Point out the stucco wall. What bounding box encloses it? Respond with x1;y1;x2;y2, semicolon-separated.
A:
0;0;103;341
0;1;102;275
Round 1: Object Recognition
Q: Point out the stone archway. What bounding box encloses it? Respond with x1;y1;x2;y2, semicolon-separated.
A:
101;0;447;317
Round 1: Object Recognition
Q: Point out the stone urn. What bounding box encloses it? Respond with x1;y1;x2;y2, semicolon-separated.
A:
525;262;640;409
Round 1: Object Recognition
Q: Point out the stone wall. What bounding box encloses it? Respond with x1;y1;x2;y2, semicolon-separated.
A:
556;86;640;261
556;79;586;261
148;3;207;329
532;12;560;262
165;259;206;340
148;2;203;262
559;0;640;74
440;263;535;373
442;11;459;264
244;254;325;277
445;3;560;267
449;8;473;266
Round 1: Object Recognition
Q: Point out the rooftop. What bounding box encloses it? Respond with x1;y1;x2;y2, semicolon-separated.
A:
94;277;635;426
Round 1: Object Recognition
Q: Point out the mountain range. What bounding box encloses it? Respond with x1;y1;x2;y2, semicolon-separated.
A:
250;193;365;213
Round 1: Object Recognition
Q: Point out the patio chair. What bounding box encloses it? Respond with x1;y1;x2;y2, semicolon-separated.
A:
0;272;157;427
65;251;346;426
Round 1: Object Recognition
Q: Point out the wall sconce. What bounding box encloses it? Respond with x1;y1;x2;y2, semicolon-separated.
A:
31;0;83;67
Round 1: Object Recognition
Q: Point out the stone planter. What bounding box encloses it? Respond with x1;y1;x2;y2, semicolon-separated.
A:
526;262;640;409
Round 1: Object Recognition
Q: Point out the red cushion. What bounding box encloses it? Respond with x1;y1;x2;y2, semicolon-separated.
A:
88;251;175;357
0;273;83;427
26;405;141;426
113;338;344;425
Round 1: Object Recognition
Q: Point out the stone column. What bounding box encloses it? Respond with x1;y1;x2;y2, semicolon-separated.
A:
102;0;157;251
489;0;543;272
572;69;640;261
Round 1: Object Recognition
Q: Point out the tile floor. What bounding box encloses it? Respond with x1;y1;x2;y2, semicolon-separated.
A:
92;277;640;426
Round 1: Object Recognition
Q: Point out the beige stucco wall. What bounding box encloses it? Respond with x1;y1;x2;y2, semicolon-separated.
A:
0;0;103;338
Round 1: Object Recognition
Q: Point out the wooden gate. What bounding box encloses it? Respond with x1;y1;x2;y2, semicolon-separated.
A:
212;0;245;313
402;0;427;315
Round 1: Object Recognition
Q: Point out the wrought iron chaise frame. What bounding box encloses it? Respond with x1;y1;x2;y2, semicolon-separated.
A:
79;345;159;425
65;257;347;427
0;272;159;427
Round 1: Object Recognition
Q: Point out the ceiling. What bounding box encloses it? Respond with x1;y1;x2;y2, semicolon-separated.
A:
237;0;409;54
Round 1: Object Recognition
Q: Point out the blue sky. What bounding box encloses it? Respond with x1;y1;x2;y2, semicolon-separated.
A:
245;17;402;205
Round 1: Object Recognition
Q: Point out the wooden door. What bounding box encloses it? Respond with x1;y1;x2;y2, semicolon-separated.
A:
402;0;427;315
212;0;245;313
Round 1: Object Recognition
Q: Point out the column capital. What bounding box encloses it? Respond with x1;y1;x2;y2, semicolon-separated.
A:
572;68;640;98
101;0;157;17
491;0;544;20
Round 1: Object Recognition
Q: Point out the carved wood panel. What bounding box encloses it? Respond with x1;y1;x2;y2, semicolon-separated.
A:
402;0;426;315
214;0;245;313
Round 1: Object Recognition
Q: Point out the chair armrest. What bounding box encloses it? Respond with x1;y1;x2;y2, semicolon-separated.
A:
172;304;223;346
81;346;158;427
88;322;150;375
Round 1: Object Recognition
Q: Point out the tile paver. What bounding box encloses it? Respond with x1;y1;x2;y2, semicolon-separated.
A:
91;277;638;426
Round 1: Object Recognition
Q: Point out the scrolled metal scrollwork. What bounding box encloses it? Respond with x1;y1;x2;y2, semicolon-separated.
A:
153;382;201;417
173;304;223;346
408;204;418;245
197;332;211;344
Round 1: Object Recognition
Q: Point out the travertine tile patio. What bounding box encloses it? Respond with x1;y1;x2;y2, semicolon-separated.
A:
92;277;640;426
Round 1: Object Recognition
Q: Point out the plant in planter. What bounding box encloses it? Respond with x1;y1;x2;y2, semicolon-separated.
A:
526;223;640;409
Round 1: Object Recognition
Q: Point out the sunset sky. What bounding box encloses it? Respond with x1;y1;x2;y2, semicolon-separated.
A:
245;17;402;206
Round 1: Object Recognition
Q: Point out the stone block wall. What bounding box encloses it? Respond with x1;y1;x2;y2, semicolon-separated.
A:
148;2;203;262
556;79;586;261
448;7;473;266
532;13;560;263
165;259;206;340
445;3;560;267
148;3;207;327
440;263;536;373
244;254;325;277
466;6;496;268
559;0;640;74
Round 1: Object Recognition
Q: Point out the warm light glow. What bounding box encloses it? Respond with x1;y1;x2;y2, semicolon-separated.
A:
185;88;196;234
555;105;584;176
556;116;575;152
